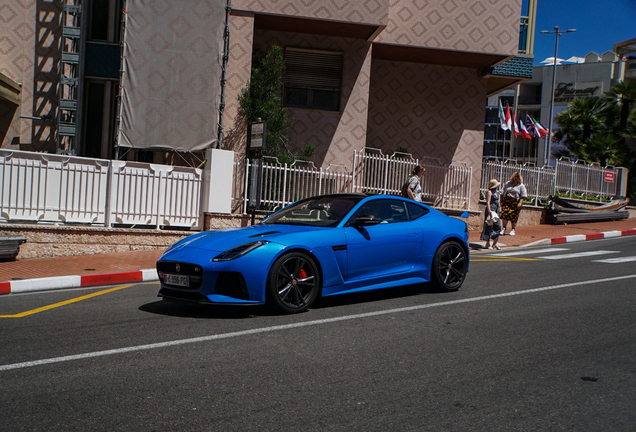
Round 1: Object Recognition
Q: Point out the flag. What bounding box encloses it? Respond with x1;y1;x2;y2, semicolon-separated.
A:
512;111;519;138
534;118;549;137
505;104;512;131
528;115;549;138
499;100;509;131
519;119;531;139
526;114;537;137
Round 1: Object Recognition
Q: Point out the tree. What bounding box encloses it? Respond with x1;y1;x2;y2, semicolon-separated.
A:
552;97;608;151
553;81;636;198
237;46;315;165
604;80;636;131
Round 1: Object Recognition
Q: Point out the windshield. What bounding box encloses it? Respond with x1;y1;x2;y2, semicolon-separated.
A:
262;195;364;227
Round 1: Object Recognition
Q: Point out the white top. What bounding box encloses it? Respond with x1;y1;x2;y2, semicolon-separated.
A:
408;175;422;202
503;182;527;200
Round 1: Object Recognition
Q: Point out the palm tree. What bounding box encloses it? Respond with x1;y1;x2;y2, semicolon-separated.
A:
580;134;631;168
604;80;636;131
553;97;608;149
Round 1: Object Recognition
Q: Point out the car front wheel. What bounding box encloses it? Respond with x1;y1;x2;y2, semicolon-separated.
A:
431;241;467;291
267;252;320;313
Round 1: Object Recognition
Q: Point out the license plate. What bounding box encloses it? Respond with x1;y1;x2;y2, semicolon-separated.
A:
165;274;189;287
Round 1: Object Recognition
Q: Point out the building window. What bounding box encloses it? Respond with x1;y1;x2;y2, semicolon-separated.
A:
88;0;122;42
284;48;343;112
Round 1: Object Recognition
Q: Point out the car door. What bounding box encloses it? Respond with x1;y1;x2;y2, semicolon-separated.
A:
343;199;423;281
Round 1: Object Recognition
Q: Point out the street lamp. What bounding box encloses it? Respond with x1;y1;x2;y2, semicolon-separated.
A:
540;26;576;166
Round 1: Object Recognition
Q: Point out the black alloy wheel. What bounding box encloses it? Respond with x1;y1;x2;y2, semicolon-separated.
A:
268;252;320;313
431;241;467;291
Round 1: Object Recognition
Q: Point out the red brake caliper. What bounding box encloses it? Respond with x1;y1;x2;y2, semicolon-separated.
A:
299;269;307;279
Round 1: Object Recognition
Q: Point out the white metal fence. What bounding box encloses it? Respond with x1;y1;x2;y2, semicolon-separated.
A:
481;159;621;206
0;149;202;229
352;149;472;210
4;148;621;229
241;148;473;212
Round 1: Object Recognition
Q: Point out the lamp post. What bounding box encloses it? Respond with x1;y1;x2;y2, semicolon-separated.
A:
540;26;576;166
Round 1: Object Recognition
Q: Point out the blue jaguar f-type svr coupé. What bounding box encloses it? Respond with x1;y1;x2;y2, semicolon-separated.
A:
157;194;469;313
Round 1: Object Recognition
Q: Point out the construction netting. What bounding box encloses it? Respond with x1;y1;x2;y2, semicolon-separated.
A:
118;0;225;152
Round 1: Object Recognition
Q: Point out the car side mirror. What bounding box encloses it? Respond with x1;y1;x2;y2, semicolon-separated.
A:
353;214;380;226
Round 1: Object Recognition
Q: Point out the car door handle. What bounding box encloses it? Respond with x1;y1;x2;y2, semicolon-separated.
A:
407;233;417;237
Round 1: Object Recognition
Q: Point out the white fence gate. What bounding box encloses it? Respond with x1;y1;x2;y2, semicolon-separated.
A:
241;149;472;212
481;159;622;206
0;149;202;229
352;149;472;210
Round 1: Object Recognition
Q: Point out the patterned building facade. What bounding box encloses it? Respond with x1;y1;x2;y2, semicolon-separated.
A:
1;0;529;210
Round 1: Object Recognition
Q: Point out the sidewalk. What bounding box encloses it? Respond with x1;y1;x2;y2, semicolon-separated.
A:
1;219;636;295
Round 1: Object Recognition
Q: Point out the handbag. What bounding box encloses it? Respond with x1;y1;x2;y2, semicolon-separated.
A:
486;212;499;225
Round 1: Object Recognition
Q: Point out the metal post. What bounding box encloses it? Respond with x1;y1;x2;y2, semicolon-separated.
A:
217;0;231;149
540;26;576;166
545;31;559;164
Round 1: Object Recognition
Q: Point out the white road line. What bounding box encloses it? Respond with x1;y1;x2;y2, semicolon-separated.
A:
496;247;569;257
537;250;620;260
2;273;636;372
592;256;636;263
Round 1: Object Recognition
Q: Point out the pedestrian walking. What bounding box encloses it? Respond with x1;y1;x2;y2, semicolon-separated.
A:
480;178;501;250
500;172;527;236
402;165;426;202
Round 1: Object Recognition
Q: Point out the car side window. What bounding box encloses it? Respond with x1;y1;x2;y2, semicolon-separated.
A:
349;200;408;224
406;202;429;221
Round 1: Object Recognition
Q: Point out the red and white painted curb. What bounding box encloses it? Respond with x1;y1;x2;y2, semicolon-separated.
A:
0;269;158;295
550;228;636;244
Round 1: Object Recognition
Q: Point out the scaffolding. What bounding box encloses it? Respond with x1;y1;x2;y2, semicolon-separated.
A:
57;0;83;155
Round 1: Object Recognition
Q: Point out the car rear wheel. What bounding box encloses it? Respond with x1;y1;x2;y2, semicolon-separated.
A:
267;252;320;313
431;241;467;291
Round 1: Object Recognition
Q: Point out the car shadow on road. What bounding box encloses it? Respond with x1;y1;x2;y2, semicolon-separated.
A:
139;283;454;318
139;300;269;319
311;282;450;310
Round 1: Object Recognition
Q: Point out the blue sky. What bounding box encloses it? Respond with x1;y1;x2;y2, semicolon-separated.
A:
529;0;636;65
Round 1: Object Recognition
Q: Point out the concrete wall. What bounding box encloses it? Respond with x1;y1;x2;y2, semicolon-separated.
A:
1;225;189;260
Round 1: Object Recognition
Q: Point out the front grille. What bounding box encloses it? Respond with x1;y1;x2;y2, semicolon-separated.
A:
157;261;203;289
215;272;249;300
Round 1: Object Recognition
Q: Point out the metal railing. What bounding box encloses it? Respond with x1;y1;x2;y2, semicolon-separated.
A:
0;149;202;229
481;158;621;206
353;149;472;210
243;158;353;213
241;149;472;212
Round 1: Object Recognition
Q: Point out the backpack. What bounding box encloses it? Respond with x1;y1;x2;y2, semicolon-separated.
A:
400;180;410;198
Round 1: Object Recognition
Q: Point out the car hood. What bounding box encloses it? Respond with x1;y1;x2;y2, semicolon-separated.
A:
167;224;327;253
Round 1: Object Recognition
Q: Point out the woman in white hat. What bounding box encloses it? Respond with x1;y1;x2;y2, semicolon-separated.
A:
480;178;502;250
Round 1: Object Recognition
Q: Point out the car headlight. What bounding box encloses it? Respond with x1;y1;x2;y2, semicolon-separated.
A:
212;241;270;262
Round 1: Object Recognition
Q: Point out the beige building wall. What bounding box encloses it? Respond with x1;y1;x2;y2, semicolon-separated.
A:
232;0;389;26
1;0;59;151
376;0;521;55
367;60;486;209
221;12;256;159
254;30;372;167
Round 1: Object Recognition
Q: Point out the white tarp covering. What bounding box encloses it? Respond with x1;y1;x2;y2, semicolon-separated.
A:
118;0;225;151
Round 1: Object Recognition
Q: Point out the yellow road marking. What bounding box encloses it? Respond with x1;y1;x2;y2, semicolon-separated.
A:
0;285;132;318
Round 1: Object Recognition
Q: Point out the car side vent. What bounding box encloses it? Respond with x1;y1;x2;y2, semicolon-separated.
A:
215;272;250;300
248;231;280;238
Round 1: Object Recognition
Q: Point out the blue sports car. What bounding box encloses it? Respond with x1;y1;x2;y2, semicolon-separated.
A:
157;194;469;313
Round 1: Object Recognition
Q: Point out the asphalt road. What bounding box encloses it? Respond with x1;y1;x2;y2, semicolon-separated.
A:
1;237;636;431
